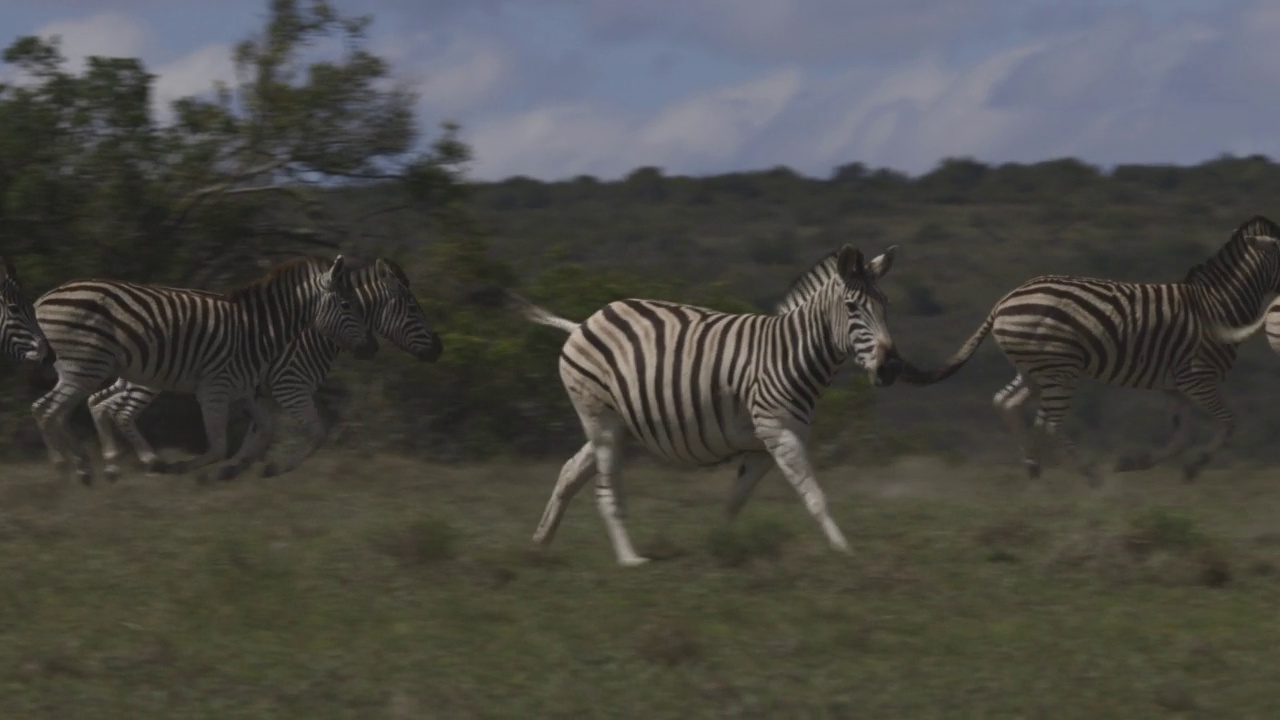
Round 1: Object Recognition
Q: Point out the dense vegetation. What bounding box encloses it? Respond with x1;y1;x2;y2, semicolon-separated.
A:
2;0;1280;472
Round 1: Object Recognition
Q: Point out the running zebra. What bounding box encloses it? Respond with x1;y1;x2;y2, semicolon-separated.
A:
0;256;49;364
31;255;377;485
898;215;1280;482
508;244;903;566
87;258;442;480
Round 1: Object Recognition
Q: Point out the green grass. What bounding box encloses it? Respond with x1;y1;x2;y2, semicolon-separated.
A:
3;452;1280;718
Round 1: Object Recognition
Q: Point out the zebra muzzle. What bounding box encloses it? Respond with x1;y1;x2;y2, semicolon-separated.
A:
873;347;904;387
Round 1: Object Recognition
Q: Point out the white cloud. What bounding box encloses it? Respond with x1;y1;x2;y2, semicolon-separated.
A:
378;31;514;119
458;0;1280;180
35;12;147;68
150;44;236;121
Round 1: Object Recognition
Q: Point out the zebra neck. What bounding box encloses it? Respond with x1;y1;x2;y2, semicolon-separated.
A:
780;295;846;386
286;328;343;373
1182;237;1278;325
234;274;322;361
1188;256;1275;326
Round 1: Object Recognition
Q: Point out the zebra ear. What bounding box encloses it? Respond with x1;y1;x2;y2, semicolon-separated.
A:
0;256;12;281
374;258;396;282
865;245;897;279
836;245;865;277
327;255;347;287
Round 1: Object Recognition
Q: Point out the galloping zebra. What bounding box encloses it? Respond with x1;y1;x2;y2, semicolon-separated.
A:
508;244;903;566
0;256;49;364
31;255;377;485
898;215;1280;482
87;258;442;480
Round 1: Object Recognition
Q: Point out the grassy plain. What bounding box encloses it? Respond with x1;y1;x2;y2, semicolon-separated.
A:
2;451;1280;718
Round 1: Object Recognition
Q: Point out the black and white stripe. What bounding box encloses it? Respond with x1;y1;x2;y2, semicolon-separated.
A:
511;244;902;566
0;257;48;365
31;255;377;485
87;258;442;479
900;215;1280;481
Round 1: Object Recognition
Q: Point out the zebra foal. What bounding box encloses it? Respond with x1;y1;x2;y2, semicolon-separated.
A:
508;244;903;566
87;258;443;479
0;256;48;365
898;215;1280;482
32;255;377;485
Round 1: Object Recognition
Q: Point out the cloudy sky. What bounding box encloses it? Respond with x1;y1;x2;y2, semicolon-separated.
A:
2;0;1275;181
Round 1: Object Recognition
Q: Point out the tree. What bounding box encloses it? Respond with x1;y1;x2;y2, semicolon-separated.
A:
0;0;472;290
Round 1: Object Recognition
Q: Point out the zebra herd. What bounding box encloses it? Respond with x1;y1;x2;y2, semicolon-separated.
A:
0;215;1278;567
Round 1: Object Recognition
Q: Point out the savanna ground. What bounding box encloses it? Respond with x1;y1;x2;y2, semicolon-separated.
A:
3;450;1280;719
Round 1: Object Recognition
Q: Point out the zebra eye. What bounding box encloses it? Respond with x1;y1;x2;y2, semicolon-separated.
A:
340;300;352;311
5;303;17;314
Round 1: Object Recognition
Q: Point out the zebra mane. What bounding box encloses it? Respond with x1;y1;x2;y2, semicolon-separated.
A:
225;256;334;301
1181;215;1280;284
773;250;842;314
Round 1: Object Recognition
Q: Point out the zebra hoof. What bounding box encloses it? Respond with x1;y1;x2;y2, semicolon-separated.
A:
261;462;279;478
145;460;171;474
1114;453;1151;473
103;465;121;483
1182;456;1209;483
1024;461;1041;479
210;465;241;483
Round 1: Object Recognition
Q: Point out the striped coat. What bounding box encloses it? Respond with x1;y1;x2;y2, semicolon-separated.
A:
900;215;1280;482
511;244;902;566
31;255;376;485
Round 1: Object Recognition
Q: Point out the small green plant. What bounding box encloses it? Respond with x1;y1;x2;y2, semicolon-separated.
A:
373;516;459;566
706;516;793;567
1125;508;1208;556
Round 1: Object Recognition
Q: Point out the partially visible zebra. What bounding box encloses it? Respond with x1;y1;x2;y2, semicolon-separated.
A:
508;244;903;566
898;215;1280;482
0;256;49;365
32;255;377;485
87;258;442;480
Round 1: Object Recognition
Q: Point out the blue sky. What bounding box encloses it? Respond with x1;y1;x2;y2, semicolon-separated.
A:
2;0;1273;181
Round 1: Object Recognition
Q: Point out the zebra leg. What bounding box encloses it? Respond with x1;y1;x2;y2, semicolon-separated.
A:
1174;378;1235;482
726;451;774;521
31;375;96;485
204;397;275;483
260;395;325;478
1032;374;1100;485
108;390;168;475
89;382;163;481
993;374;1040;478
87;388;125;482
159;389;232;480
591;426;649;567
1114;391;1191;473
757;418;850;554
532;442;596;546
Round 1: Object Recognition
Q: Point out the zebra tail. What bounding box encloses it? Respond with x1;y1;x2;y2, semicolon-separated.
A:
505;291;580;334
899;311;997;386
1211;309;1269;345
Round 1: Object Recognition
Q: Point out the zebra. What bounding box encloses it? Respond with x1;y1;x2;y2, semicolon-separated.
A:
86;258;443;480
897;215;1280;482
31;255;377;486
507;244;903;567
0;256;49;365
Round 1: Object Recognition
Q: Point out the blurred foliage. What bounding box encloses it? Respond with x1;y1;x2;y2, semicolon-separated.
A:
3;1;1280;469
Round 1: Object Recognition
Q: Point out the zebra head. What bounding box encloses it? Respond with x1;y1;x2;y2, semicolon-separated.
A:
312;255;379;361
1242;233;1280;286
0;256;48;364
832;244;901;387
363;259;443;363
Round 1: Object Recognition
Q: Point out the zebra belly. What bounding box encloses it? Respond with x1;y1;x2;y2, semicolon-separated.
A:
561;363;763;466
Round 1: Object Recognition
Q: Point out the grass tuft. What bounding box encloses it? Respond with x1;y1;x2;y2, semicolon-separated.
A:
705;515;793;567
